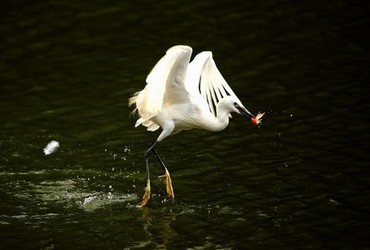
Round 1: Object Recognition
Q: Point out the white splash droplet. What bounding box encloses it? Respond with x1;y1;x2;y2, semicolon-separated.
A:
43;140;60;155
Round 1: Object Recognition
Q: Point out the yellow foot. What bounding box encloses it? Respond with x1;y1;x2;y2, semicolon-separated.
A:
139;180;151;208
158;168;175;200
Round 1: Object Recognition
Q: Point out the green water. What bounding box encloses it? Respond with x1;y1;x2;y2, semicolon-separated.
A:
1;0;369;249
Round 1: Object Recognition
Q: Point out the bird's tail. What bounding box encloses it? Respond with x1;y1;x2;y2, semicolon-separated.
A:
128;91;160;131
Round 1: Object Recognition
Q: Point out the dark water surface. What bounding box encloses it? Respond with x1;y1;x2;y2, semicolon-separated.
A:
1;0;369;249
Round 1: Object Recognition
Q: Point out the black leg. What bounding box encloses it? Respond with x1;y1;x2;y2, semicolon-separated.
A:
152;146;167;171
144;141;157;183
144;140;168;179
151;144;174;200
139;141;157;207
140;140;174;207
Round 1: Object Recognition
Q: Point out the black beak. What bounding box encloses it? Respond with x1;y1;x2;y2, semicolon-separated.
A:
236;105;255;119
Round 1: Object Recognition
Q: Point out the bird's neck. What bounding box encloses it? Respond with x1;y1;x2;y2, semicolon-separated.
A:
207;104;230;132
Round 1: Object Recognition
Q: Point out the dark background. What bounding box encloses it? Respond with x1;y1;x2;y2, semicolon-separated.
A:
1;0;369;249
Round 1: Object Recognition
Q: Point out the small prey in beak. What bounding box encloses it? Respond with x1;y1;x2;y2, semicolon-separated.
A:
234;103;265;126
251;112;265;126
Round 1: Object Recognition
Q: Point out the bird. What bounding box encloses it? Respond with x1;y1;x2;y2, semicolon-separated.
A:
129;45;264;207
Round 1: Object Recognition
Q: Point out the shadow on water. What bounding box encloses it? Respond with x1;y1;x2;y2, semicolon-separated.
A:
1;0;370;249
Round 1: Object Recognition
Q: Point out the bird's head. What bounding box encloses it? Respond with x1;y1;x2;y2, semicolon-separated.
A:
220;96;253;117
222;96;264;126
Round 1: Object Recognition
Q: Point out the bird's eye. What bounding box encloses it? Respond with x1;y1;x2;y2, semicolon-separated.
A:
233;102;238;107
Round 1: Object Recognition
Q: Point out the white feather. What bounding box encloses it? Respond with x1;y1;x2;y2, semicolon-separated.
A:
43;140;60;155
134;45;192;129
186;51;243;117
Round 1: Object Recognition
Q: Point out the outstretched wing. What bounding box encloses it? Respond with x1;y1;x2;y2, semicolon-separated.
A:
186;51;242;117
133;45;192;129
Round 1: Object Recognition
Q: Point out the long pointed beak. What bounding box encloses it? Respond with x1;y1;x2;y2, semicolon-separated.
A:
237;106;255;119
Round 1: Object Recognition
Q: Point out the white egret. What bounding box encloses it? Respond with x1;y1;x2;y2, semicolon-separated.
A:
129;45;263;207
